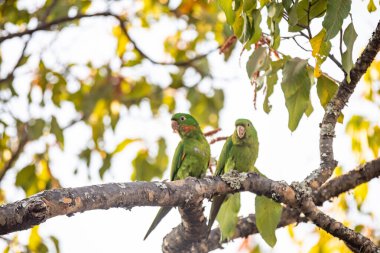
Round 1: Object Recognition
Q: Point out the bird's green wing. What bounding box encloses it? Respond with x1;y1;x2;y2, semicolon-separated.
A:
215;136;232;176
170;141;185;181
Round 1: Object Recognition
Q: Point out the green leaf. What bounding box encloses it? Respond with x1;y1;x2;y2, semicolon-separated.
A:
305;99;314;117
111;138;140;155
243;0;257;12
131;138;168;181
216;193;241;240
316;74;338;108
50;236;60;253
245;10;262;49
342;23;358;81
281;58;312;131
287;2;298;26
322;0;351;40
263;60;284;113
218;0;235;25
99;154;112;179
255;195;283;247
288;0;327;32
15;165;38;196
28;119;46;140
51;117;64;149
246;47;269;79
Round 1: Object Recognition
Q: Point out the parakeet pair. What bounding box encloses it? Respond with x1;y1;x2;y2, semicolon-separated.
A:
144;113;281;246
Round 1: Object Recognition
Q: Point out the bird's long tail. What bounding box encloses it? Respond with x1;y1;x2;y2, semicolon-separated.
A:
143;207;172;240
207;194;227;233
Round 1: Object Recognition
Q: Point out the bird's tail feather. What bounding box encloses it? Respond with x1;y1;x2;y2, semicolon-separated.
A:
207;194;227;234
143;207;172;240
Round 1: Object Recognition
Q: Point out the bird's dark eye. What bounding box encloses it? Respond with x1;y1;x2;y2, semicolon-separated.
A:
180;116;186;121
247;123;250;127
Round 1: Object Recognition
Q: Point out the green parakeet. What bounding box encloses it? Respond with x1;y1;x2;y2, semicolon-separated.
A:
208;119;259;239
143;113;210;240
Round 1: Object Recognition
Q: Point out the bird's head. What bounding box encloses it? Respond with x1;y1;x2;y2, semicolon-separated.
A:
234;119;254;139
171;113;200;137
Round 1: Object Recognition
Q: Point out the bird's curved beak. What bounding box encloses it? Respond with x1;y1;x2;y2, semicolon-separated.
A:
171;120;179;133
236;125;245;138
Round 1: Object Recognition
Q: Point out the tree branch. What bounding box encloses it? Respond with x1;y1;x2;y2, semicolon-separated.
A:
306;20;380;189
315;158;380;205
300;197;378;253
163;201;208;253
0;12;115;44
207;208;303;251
0;127;28;182
0;40;29;84
0;173;295;235
206;158;380;251
113;15;219;67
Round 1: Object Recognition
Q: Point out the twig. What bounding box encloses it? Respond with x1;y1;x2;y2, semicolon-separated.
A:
209;136;228;145
203;128;221;137
114;15;219;67
0;40;29;84
0;12;115;43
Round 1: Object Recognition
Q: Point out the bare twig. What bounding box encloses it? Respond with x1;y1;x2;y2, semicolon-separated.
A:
203;128;221;137
0;40;29;84
209;136;228;145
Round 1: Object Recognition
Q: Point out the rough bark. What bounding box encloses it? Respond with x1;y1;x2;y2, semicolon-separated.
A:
0;173;294;235
162;201;208;253
306;20;380;189
315;158;380;205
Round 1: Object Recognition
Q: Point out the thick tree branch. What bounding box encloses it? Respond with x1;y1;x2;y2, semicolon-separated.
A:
0;173;294;235
315;158;380;205
163;201;208;253
306;20;380;189
206;158;380;251
300;197;379;253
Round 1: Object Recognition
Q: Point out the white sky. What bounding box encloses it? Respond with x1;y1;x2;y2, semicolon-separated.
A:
1;1;380;252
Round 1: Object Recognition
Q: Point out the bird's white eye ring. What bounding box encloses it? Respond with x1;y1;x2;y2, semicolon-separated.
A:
180;116;186;121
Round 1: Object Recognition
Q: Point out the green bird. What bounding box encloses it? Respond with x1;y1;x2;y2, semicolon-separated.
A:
143;113;210;240
208;118;259;238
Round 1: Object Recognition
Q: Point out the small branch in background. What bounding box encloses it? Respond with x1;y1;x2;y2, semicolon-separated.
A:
114;15;219;67
0;126;28;182
219;35;237;54
291;37;311;52
0;40;30;84
0;12;115;44
209;136;228;145
40;0;59;24
203;128;221;137
306;0;313;38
